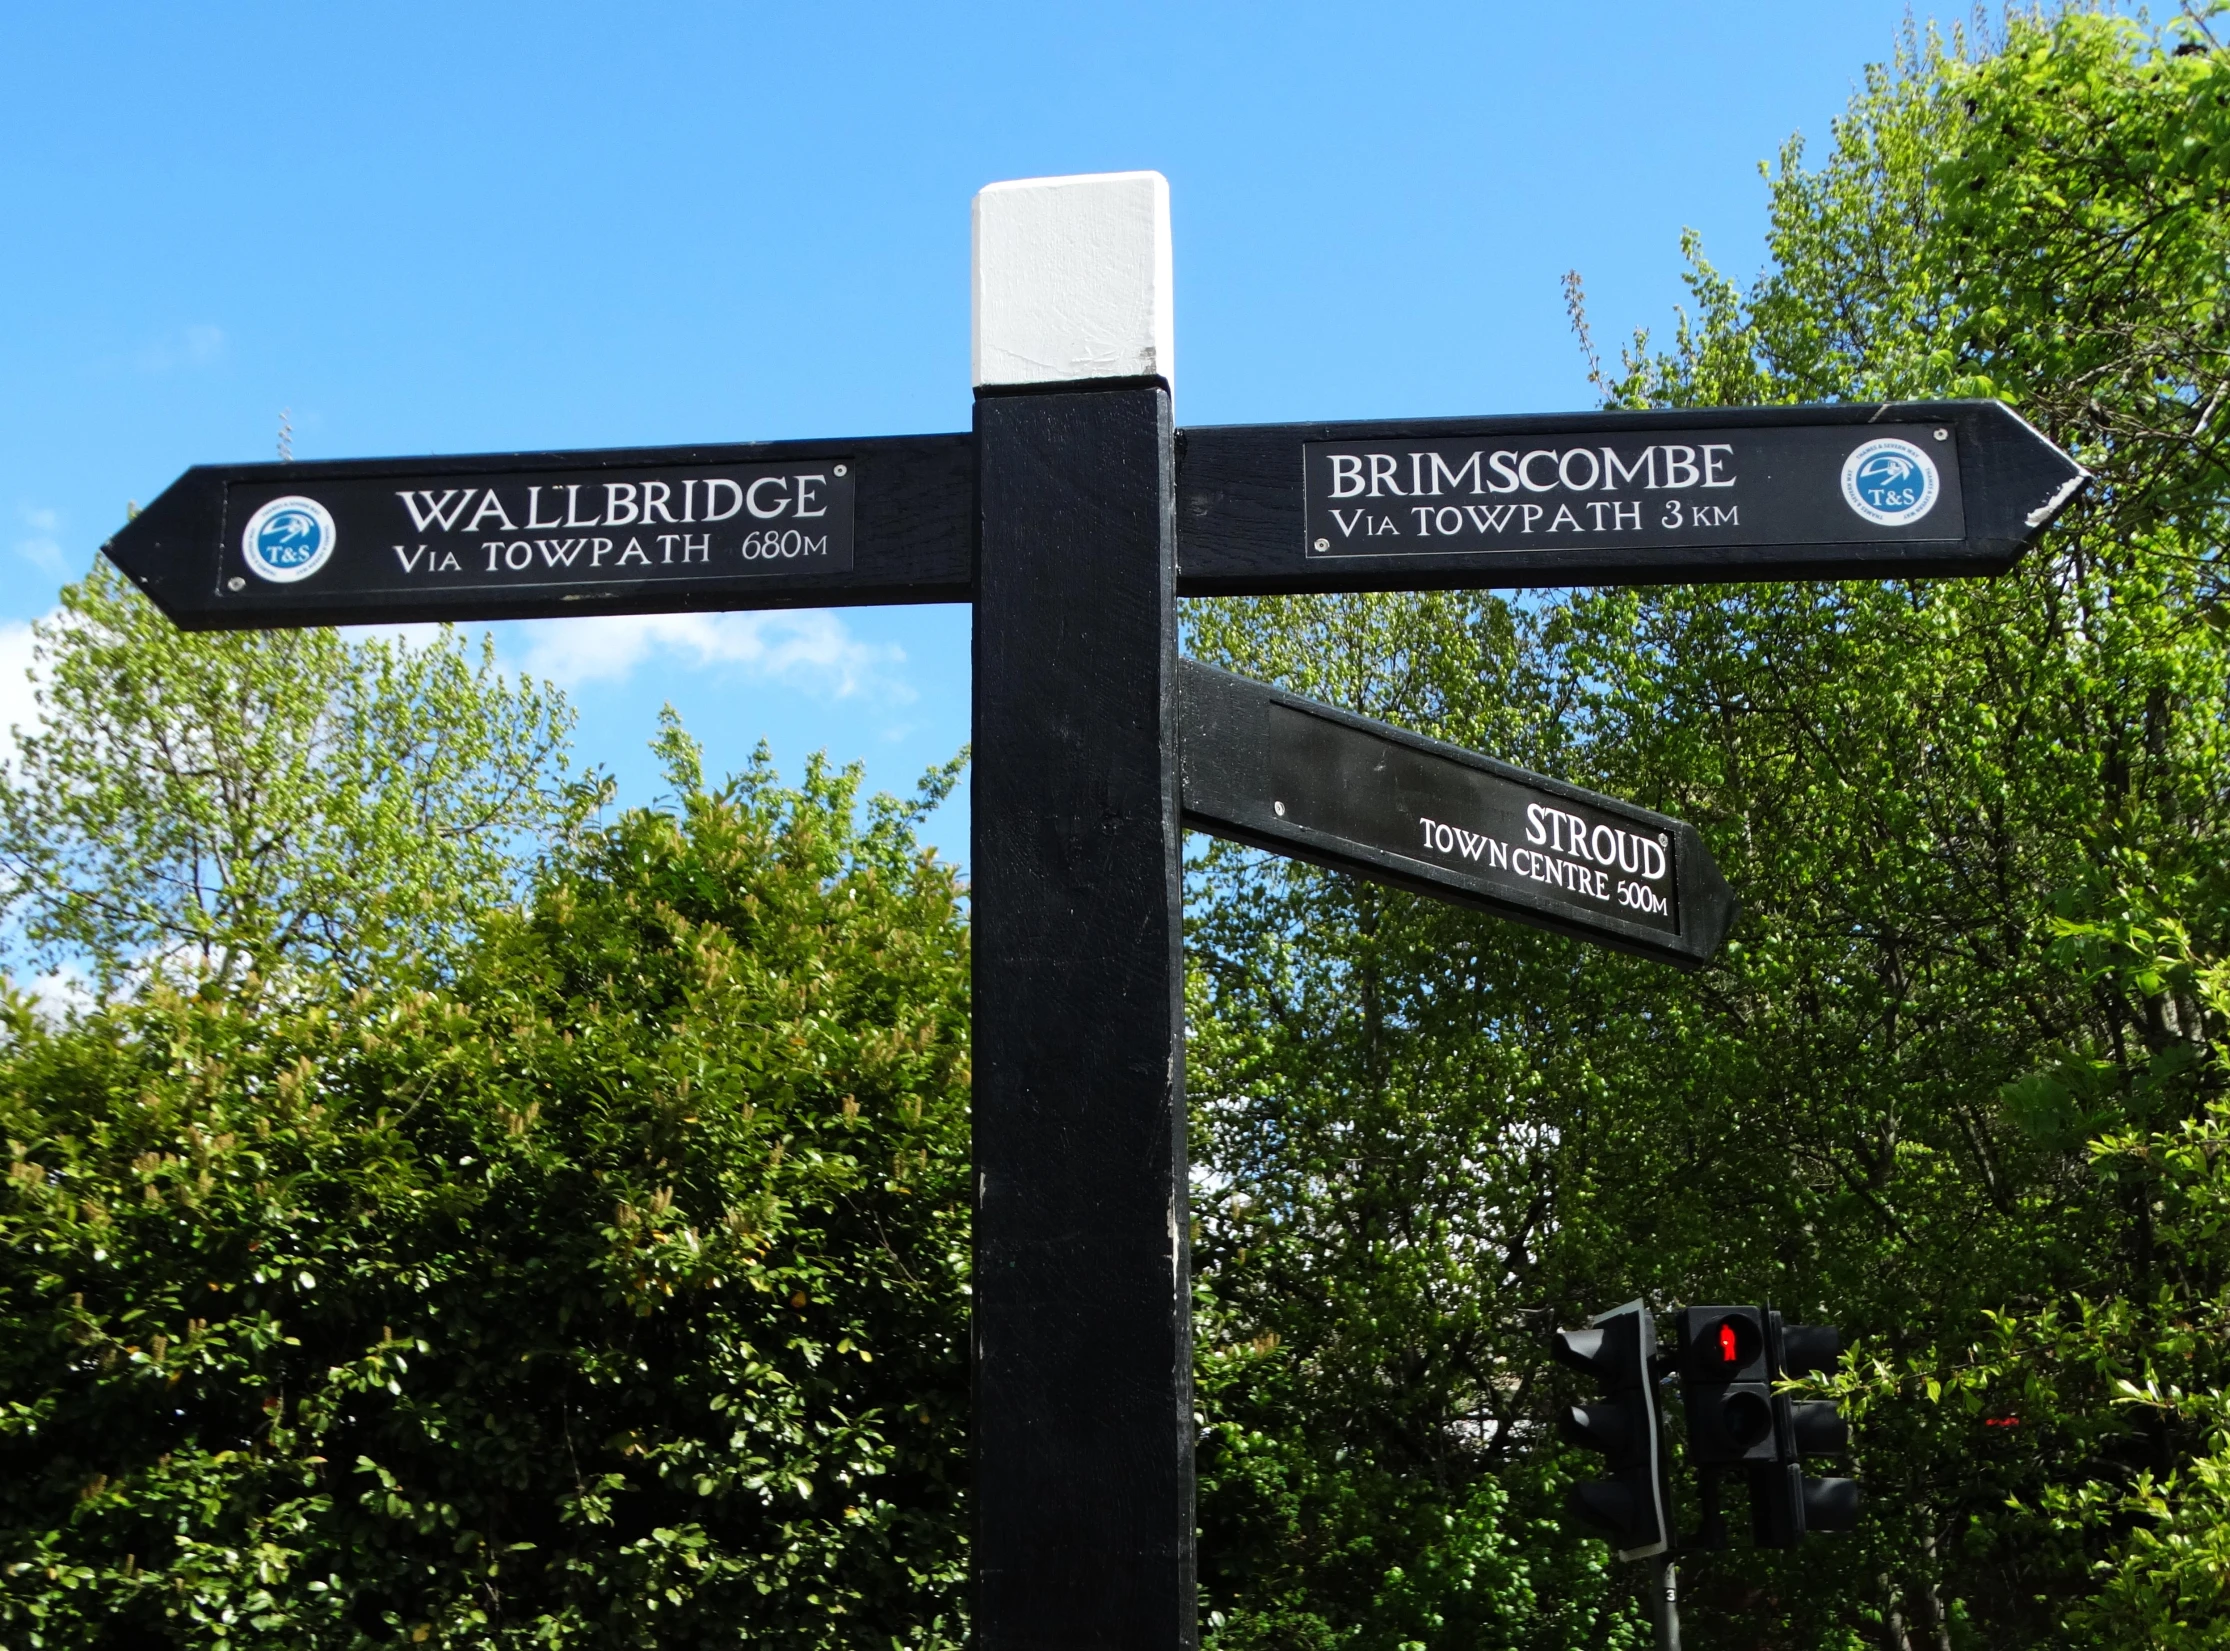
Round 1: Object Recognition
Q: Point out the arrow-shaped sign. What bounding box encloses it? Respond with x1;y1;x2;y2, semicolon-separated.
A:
103;400;2084;631
1175;399;2086;594
1178;659;1737;968
103;434;975;631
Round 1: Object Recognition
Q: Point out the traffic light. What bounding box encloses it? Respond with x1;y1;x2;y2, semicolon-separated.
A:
1552;1300;1671;1559
1675;1305;1777;1466
1750;1312;1859;1547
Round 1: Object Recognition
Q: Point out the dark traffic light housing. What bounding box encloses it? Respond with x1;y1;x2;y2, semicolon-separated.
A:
1675;1306;1778;1466
1750;1312;1860;1547
1552;1300;1671;1559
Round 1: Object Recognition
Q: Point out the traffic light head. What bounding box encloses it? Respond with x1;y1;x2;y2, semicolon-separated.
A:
1750;1460;1862;1546
1788;1398;1849;1455
1682;1309;1765;1380
1676;1306;1776;1465
1750;1312;1858;1547
1551;1301;1669;1561
1780;1323;1841;1377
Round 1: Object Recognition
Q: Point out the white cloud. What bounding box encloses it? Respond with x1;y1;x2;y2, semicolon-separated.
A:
15;506;64;575
136;323;226;373
505;609;912;701
23;963;91;1025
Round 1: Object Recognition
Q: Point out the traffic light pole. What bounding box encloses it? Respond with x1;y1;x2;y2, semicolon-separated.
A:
1651;1556;1680;1651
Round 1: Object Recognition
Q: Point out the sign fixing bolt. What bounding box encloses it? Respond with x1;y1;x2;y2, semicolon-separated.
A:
1933;428;1949;441
1313;538;1330;552
227;577;245;591
834;464;848;476
1274;800;1287;816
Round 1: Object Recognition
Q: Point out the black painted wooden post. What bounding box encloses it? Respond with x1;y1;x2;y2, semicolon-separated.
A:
968;166;1190;1651
972;377;1191;1650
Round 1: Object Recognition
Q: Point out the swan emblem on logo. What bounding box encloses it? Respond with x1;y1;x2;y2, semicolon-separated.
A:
241;495;338;583
1840;437;1940;528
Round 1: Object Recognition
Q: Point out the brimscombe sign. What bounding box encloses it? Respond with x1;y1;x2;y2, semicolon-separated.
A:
1303;424;1960;559
1170;399;2085;595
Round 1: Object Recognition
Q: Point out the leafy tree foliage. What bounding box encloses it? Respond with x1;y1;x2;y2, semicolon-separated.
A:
1190;9;2230;1647
1186;594;1664;1651
0;727;972;1649
0;563;587;999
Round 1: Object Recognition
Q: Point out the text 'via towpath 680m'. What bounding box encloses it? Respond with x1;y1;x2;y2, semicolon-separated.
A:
219;458;855;603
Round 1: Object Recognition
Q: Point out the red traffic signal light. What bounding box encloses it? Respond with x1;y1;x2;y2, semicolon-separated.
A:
1697;1313;1762;1373
1676;1307;1776;1466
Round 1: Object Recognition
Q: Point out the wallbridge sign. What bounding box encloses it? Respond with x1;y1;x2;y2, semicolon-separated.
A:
105;173;2085;1651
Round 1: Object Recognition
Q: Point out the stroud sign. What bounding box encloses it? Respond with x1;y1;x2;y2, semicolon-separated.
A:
1177;660;1735;969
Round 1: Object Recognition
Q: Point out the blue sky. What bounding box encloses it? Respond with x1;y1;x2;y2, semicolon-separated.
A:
1;1;1944;863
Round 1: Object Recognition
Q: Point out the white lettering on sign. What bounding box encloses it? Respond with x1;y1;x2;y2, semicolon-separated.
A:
1326;442;1736;499
227;458;856;600
1301;420;1966;564
1311;436;1757;556
1416;805;1672;918
395;473;834;533
356;463;855;584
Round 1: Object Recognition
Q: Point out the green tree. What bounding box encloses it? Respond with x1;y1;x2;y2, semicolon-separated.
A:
0;562;587;1000
1186;591;1670;1651
0;727;973;1648
1190;8;2230;1647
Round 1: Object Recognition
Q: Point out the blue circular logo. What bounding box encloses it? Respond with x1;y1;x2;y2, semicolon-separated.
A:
241;495;337;583
1840;438;1940;527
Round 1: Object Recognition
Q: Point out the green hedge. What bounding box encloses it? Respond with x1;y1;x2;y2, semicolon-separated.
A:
0;739;972;1650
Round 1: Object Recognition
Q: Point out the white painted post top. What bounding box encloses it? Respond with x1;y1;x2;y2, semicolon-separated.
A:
971;170;1173;391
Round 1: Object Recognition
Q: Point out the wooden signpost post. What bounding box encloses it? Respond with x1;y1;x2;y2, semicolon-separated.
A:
104;170;2086;1651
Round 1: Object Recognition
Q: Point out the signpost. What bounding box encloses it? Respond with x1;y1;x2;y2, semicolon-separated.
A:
102;169;2087;1651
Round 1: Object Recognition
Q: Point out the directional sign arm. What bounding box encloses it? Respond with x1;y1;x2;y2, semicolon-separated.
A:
104;433;976;631
1174;399;2085;596
106;398;2089;628
1177;658;1737;967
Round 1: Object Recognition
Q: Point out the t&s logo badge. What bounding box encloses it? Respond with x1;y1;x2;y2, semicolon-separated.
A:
241;495;337;582
1840;437;1940;527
